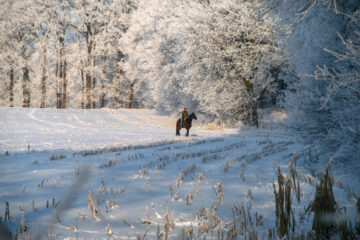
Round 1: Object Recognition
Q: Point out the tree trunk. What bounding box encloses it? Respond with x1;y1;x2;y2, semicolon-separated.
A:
99;55;107;108
55;60;58;108
22;66;30;107
92;53;96;109
62;58;67;108
9;67;14;107
81;66;85;109
40;52;47;108
60;26;67;109
21;46;30;108
239;75;269;128
55;58;60;109
113;50;122;109
242;102;259;127
56;28;65;109
251;102;259;128
85;26;93;109
40;34;48;108
127;82;135;109
57;48;63;109
85;66;92;109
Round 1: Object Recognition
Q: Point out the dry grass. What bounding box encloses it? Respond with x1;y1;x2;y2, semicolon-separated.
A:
202;120;225;131
49;153;66;161
3;135;359;240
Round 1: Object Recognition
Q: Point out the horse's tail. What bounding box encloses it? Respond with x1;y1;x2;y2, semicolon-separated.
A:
176;119;181;136
175;119;180;135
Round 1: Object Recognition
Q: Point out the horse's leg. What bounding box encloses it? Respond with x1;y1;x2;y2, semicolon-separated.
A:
176;121;180;136
186;128;189;137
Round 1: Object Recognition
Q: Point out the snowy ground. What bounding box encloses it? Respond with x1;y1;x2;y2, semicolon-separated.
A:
0;107;358;239
0;107;231;152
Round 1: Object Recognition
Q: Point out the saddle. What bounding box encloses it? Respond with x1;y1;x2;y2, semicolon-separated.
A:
181;119;188;128
181;120;191;128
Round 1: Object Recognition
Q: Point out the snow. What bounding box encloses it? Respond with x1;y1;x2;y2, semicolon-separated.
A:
0;107;229;152
0;107;357;239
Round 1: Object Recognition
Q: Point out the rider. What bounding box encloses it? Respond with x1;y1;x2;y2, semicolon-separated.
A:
181;107;188;127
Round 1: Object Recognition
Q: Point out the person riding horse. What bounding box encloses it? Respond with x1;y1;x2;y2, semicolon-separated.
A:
181;107;188;127
176;108;197;136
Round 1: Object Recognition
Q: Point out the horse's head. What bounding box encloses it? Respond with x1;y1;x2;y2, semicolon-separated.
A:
190;113;197;120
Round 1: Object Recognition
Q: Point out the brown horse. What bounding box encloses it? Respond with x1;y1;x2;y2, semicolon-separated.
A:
176;112;197;136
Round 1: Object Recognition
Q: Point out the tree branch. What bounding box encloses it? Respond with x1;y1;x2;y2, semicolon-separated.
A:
67;21;86;36
241;76;253;95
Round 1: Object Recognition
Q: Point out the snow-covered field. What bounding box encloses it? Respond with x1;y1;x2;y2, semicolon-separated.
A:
0;107;232;152
0;108;357;239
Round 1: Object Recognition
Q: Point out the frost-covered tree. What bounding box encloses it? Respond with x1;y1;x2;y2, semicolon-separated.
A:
65;0;136;109
0;0;138;109
66;0;108;109
121;0;165;109
123;0;288;126
0;0;37;107
271;0;359;179
304;0;360;162
178;0;287;126
53;1;70;109
0;1;15;107
32;0;59;108
104;0;137;109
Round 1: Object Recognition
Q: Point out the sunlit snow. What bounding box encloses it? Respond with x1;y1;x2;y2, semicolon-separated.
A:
0;108;356;239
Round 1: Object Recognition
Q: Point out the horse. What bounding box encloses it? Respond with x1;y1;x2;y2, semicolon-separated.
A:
176;112;197;136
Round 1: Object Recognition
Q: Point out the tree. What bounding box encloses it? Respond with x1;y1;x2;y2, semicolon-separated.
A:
67;0;108;109
123;0;287;125
272;0;359;184
33;0;55;108
104;0;137;109
121;0;165;110
56;10;68;109
0;0;138;109
182;1;287;126
0;1;15;106
2;0;37;107
307;1;360;161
